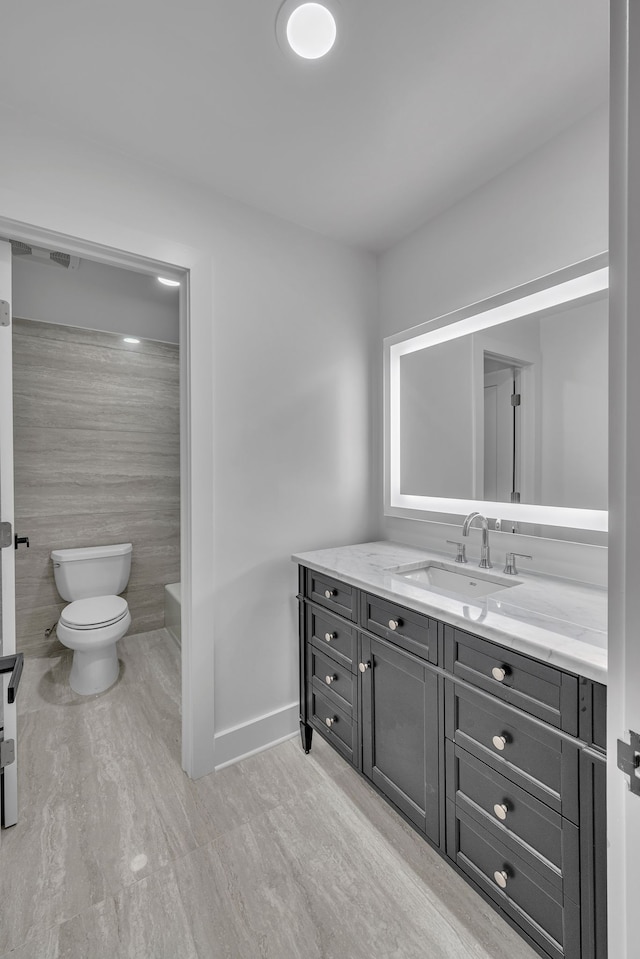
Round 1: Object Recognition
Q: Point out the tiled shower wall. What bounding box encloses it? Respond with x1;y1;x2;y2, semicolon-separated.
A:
13;318;180;655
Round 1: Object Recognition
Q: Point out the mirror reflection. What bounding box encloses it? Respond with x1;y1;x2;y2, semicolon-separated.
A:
400;293;607;510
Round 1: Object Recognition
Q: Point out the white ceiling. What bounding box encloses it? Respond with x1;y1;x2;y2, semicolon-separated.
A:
1;1;609;252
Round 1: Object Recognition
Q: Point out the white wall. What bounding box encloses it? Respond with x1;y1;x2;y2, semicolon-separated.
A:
11;255;180;343
377;106;609;582
0;107;378;774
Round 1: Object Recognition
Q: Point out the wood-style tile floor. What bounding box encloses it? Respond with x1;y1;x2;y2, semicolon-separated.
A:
1;629;538;958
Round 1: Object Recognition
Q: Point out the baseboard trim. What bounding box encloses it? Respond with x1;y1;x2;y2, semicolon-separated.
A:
214;701;299;771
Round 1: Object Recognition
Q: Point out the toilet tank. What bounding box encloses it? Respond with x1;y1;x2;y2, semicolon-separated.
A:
51;543;132;601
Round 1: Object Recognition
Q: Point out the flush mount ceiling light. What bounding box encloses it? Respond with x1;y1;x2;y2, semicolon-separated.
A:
123;337;140;344
157;276;180;287
276;1;338;60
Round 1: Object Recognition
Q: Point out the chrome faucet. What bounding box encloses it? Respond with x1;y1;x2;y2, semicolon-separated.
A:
462;511;492;568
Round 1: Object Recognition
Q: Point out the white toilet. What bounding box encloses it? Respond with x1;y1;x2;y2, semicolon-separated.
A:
51;543;133;695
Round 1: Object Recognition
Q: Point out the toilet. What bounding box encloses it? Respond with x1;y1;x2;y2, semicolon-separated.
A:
51;543;133;695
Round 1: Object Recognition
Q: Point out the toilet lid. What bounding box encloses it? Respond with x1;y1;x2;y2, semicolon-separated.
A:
60;595;128;629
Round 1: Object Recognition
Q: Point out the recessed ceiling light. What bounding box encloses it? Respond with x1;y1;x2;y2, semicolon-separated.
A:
157;276;180;287
124;337;140;344
281;2;337;60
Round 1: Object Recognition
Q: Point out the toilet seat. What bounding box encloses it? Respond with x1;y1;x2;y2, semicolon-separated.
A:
60;595;128;630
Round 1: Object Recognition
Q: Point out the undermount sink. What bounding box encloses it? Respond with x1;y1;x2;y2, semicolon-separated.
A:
388;562;521;599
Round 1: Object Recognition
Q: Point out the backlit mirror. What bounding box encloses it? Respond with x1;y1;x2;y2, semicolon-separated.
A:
384;254;608;537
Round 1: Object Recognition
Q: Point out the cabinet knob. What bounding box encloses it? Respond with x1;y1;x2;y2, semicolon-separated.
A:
324;632;336;643
358;661;370;673
324;589;336;599
388;618;400;631
491;666;507;682
492;734;508;751
493;802;509;822
325;716;336;728
493;869;509;890
325;674;337;686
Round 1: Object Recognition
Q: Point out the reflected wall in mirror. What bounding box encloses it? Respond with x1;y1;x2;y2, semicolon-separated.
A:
400;295;608;508
385;254;609;535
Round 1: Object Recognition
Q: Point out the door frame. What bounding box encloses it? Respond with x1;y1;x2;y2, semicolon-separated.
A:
0;240;18;828
609;3;640;956
0;213;214;779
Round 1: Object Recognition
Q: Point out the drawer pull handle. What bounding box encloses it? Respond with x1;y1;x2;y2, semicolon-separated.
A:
493;869;509;890
358;661;370;673
325;674;337;685
491;666;507;682
324;589;336;599
388;618;401;631
324;632;337;643
492;734;508;751
493;802;509;821
325;716;336;728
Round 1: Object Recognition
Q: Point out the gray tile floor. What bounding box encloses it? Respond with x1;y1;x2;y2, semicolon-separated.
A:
1;629;538;959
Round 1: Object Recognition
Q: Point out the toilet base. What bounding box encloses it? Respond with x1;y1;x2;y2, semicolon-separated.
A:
69;643;119;695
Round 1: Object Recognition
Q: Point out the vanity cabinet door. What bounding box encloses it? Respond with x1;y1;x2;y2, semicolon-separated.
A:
580;749;608;959
360;634;439;843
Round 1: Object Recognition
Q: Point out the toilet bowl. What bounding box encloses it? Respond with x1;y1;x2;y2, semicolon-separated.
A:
57;595;132;694
51;544;133;695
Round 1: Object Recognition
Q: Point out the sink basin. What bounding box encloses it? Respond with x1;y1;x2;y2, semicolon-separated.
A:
389;562;521;599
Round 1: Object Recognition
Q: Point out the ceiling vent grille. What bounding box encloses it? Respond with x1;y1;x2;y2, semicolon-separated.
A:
9;240;79;270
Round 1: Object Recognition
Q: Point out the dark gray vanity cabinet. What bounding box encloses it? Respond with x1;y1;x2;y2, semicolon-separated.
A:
297;566;607;959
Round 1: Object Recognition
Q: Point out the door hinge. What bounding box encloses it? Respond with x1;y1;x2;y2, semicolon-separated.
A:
510;393;521;407
617;730;640;796
0;522;11;549
0;300;10;327
0;739;15;769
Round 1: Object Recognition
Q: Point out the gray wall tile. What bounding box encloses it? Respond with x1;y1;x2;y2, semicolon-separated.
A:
16;602;66;643
14;428;180;518
13;330;179;433
14;317;178;357
125;585;168;635
13;322;180;654
18;632;66;658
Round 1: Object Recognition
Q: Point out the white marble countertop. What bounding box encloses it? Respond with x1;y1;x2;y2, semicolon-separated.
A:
292;541;607;684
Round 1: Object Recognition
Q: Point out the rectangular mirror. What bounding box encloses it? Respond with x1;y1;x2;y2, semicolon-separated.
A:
384;254;608;537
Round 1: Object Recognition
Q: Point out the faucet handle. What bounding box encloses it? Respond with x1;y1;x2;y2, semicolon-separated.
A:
503;552;533;575
446;540;468;564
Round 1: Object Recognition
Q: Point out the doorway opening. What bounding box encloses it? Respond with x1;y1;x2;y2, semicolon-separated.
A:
0;220;192;781
483;354;525;505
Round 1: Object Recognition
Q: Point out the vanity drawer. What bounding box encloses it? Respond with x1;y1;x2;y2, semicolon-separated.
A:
444;626;578;734
305;569;358;621
445;681;579;823
308;688;359;766
307;605;357;671
445;742;579;903
307;646;356;716
446;802;581;959
362;593;438;665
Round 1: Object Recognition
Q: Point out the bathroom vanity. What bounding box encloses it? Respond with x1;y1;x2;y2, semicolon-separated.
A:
294;542;607;959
